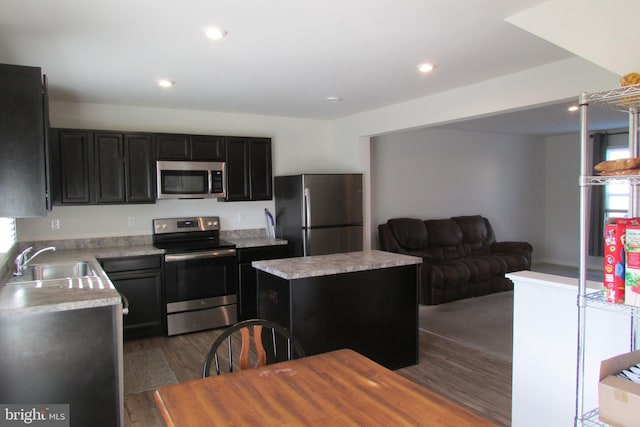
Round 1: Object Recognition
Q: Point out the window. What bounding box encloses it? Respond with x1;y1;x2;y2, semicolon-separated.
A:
0;217;16;253
604;146;630;219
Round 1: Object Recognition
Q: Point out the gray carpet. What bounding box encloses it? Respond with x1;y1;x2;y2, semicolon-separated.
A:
419;291;513;362
124;348;178;395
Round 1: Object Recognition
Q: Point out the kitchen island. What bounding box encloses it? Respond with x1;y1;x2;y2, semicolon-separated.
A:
253;250;422;369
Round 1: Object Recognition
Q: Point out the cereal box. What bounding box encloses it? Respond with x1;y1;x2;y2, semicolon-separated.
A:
604;218;640;303
625;224;640;307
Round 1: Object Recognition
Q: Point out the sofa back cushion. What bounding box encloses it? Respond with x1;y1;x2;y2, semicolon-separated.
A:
387;218;428;250
452;215;496;255
425;219;463;261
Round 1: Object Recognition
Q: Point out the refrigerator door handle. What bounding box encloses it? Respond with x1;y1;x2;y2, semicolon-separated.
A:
304;187;311;228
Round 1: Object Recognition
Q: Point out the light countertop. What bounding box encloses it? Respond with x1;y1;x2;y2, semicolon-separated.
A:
252;250;422;280
0;236;286;317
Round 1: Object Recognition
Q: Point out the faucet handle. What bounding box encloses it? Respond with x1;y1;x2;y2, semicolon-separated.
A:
14;246;33;276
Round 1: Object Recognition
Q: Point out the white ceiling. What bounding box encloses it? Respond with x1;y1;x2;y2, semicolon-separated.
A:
0;0;622;134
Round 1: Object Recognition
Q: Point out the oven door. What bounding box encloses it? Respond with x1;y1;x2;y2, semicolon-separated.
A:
163;249;237;335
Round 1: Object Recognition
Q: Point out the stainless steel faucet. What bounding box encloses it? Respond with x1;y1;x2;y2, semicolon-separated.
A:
14;246;57;276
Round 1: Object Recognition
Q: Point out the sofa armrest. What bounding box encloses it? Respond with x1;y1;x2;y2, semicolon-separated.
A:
378;223;402;253
491;241;533;255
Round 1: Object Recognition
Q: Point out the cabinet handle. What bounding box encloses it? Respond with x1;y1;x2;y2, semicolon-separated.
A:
120;293;129;315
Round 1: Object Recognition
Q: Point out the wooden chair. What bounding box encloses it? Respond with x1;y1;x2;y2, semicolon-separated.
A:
203;319;305;377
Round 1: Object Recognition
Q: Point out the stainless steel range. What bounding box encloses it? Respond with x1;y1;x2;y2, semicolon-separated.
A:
153;216;237;336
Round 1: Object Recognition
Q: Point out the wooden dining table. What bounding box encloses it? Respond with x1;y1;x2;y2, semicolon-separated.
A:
154;348;495;426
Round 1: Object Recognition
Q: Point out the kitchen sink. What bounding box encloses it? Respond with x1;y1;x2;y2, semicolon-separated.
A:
9;262;97;283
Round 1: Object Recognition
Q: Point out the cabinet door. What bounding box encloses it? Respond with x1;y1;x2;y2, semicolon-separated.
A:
94;132;125;203
55;130;92;204
125;133;155;203
0;64;48;217
225;137;251;201
237;245;288;320
191;135;226;161
156;133;190;159
249;138;272;200
109;269;164;339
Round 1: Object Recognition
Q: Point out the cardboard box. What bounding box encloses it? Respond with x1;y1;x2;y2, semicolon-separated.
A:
598;349;640;427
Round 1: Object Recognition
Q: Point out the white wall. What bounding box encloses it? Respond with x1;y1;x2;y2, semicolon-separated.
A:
331;56;618;251
16;57;620;249
17;102;339;240
370;127;545;254
543;131;628;269
543;133;580;266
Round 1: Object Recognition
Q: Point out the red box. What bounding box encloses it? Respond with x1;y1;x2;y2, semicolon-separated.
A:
604;218;640;303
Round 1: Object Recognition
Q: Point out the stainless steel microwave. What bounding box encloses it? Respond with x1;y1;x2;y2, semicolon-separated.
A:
156;161;226;199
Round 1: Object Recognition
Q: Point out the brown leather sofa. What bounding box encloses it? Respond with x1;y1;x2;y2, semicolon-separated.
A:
378;215;532;305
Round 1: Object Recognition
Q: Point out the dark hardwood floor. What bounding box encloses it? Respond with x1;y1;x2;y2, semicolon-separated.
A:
123;329;511;427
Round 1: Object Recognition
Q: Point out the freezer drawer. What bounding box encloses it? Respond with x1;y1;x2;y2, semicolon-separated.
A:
305;225;363;256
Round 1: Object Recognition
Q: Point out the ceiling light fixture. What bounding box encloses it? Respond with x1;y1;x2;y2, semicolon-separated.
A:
205;27;227;40
157;79;175;88
568;105;579;112
326;96;342;103
418;63;435;73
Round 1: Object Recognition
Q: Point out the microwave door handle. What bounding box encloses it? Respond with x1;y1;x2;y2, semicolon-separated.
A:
208;170;213;194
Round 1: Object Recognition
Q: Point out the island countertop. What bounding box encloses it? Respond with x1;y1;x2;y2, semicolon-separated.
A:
252;250;422;280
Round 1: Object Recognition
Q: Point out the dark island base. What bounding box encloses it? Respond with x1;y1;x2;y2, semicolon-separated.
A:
257;264;419;370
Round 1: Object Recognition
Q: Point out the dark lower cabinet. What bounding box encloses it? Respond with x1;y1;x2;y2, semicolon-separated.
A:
237;244;288;320
257;264;419;370
100;255;164;339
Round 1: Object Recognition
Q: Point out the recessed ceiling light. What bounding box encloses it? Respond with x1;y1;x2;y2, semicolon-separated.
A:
418;63;435;73
568;105;579;112
205;27;227;40
326;96;342;103
157;79;174;88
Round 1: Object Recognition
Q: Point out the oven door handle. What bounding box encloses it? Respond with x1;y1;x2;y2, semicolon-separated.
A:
164;248;236;262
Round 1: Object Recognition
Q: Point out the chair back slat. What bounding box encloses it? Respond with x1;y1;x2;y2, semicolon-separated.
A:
203;319;305;377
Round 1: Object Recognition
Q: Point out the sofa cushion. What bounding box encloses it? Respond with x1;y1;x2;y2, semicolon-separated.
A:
452;215;495;255
388;218;428;250
425;219;462;261
457;255;507;282
430;261;471;290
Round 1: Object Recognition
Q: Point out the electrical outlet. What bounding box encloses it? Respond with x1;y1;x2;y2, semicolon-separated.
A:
127;216;135;227
51;219;60;230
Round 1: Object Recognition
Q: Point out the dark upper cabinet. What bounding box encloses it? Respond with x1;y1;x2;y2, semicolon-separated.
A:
50;129;155;205
0;63;50;217
156;133;225;161
225;137;272;201
50;130;92;204
94;132;125;203
125;134;156;203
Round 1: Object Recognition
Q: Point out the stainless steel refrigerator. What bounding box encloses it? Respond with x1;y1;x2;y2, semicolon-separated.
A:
275;174;363;257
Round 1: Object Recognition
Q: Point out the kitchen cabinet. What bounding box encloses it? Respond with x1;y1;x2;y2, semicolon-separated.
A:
237;244;288;320
100;255;164;339
225;137;272;201
50;129;155;205
0;304;123;426
156;133;226;161
0;63;50;217
50;129;92;204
